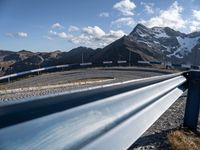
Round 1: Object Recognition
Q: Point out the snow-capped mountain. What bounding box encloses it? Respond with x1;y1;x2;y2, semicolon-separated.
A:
128;24;200;64
1;24;200;75
90;24;200;66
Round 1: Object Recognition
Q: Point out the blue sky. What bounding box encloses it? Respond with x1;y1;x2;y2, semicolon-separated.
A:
0;0;200;52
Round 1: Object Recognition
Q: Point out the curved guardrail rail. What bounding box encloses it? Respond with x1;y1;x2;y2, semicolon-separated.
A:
0;60;126;83
1;59;198;83
138;60;200;69
0;63;80;82
0;71;200;150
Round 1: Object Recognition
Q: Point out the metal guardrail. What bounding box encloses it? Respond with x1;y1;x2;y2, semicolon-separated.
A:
1;60;199;83
103;61;113;64
0;63;90;83
138;60;200;70
80;62;92;66
1;71;200;150
117;60;127;64
0;60;124;83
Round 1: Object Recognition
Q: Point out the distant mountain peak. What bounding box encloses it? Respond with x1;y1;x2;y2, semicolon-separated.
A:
130;24;184;37
130;23;149;36
125;24;200;63
135;23;147;29
18;49;32;53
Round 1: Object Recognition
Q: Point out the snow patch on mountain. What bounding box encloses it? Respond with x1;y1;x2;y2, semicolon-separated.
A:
135;29;149;37
137;40;152;47
152;27;169;38
128;24;200;62
154;32;169;38
177;36;199;53
153;41;160;44
167;36;200;58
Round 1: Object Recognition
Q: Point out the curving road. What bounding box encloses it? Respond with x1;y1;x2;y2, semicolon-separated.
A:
0;67;175;105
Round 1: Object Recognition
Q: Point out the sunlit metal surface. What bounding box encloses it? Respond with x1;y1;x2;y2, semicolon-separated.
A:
0;75;186;150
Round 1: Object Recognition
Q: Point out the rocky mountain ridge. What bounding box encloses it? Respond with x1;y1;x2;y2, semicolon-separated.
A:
128;24;200;63
1;24;200;75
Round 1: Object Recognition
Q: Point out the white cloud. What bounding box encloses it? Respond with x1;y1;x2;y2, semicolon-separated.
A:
72;27;126;48
70;34;93;45
51;23;64;29
113;0;136;16
49;30;71;39
141;1;186;30
189;21;200;32
103;30;126;44
17;32;28;37
99;12;109;17
48;26;126;48
6;32;28;38
189;10;200;32
83;26;106;38
107;30;125;38
68;25;79;32
140;2;154;14
193;10;200;21
111;17;135;28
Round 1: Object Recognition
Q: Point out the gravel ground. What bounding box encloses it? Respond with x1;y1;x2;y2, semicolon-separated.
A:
0;67;173;105
129;94;187;150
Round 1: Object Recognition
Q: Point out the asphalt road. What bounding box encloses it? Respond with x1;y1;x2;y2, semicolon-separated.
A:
0;67;175;105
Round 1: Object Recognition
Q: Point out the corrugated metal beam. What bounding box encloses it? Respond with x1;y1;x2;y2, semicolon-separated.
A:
0;73;184;128
0;75;186;150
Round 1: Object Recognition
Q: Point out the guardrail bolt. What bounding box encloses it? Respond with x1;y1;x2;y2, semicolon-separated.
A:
183;71;200;131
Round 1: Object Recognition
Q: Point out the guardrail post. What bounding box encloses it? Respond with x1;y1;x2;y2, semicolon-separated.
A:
184;71;200;131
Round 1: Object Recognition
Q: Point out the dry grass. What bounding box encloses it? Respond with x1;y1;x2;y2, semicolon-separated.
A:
168;129;200;150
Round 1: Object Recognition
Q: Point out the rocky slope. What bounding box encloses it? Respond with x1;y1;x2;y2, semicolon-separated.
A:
128;24;200;64
93;23;200;65
0;47;95;74
88;24;200;65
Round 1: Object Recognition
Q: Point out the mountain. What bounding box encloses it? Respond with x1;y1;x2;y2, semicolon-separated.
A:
1;24;200;75
58;47;95;64
90;30;161;64
90;24;200;66
0;47;95;74
127;24;200;64
3;50;34;62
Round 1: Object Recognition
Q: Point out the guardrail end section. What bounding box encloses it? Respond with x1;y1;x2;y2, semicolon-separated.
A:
183;71;200;131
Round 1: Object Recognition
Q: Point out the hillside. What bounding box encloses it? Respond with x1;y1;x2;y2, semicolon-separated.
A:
1;24;200;75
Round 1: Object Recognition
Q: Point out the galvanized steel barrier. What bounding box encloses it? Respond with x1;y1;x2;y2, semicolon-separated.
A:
138;60;200;69
1;60;198;83
0;60;126;83
0;63;84;83
0;71;200;150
